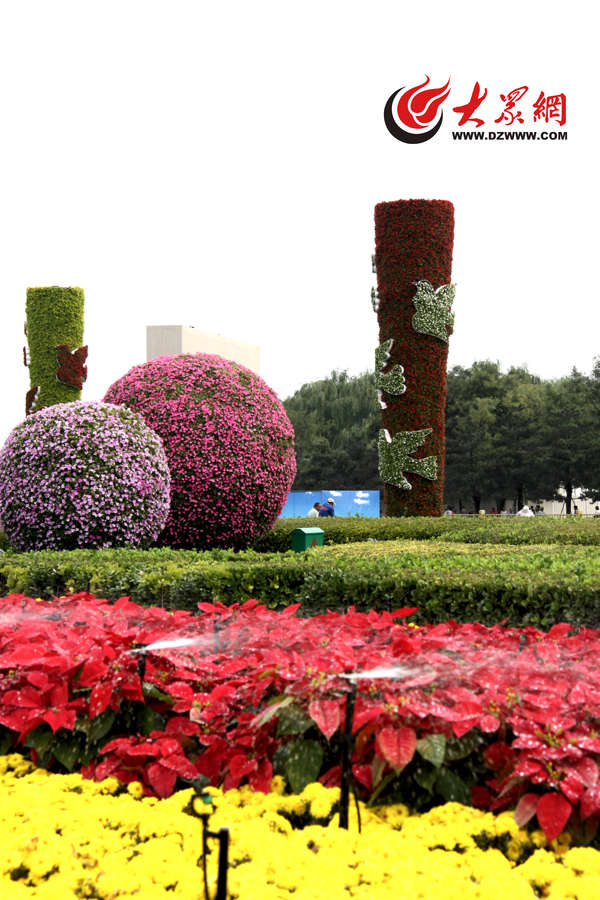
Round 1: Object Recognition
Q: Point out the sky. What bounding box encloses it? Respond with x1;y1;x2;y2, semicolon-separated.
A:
0;1;596;448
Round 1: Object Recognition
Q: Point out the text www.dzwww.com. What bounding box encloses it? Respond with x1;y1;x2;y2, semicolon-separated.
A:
452;131;567;141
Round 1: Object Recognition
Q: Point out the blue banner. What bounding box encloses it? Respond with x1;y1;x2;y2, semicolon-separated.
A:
279;490;380;518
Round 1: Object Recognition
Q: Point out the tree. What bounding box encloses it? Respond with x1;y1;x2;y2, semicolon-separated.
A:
444;361;503;511
445;362;551;511
283;370;383;491
539;367;600;511
489;371;550;511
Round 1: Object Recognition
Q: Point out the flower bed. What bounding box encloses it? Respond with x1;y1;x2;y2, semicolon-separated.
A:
2;756;599;899
2;594;600;844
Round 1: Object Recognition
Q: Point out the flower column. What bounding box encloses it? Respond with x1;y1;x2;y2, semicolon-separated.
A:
24;286;87;415
374;199;455;516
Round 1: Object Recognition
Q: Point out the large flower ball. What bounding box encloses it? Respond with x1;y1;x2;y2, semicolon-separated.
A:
103;354;296;550
0;401;171;551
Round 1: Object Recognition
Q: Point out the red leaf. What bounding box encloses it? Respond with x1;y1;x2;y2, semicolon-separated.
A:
195;750;225;785
127;742;160;758
78;660;109;687
309;699;340;740
43;708;76;733
4;686;44;708
514;793;539;827
160;752;198;780
480;715;500;733
484;743;518;774
249;759;273;794
535;792;572;841
89;683;113;718
352;764;373;792
165;717;201;736
95;754;121;781
101;736;135;756
352;704;385;734
239;599;259;610
146;762;177;798
581;786;600;820
514;760;544;778
281;603;301;617
561;776;584;804
391;607;420;618
210;684;236;702
547;623;571;639
318;764;341;788
571;757;599;789
156;737;183;757
452;719;478;739
165;682;194;699
229;754;257;780
376;726;416;771
471;786;492;809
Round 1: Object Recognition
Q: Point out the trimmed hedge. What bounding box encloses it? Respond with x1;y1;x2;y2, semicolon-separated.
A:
25;286;86;412
2;540;600;629
253;515;600;551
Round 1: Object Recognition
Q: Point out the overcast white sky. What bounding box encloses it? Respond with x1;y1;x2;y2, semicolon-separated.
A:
0;1;596;447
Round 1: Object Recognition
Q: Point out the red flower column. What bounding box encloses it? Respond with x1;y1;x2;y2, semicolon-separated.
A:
374;199;455;517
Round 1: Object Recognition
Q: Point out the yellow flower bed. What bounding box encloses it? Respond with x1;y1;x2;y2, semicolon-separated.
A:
2;754;600;899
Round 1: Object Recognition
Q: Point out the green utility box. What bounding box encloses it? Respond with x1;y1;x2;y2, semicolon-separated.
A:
291;527;324;552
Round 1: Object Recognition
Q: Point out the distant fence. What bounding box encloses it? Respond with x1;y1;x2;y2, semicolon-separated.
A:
444;512;600;519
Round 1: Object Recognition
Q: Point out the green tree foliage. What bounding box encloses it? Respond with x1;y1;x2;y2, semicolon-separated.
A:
444;360;600;513
283;360;600;510
283;370;383;491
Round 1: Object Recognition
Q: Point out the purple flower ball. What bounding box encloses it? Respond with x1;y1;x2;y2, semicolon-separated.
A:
0;401;171;551
103;354;296;550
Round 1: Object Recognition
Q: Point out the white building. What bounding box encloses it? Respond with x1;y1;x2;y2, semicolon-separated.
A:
146;325;260;376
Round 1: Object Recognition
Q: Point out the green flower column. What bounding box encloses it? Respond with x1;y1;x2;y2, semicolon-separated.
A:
373;200;455;516
24;286;87;414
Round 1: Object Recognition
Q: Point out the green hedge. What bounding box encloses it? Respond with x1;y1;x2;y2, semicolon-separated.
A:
2;541;599;629
25;285;85;411
3;517;597;556
253;515;600;551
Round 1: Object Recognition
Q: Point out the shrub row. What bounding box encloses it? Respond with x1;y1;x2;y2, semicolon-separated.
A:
253;515;600;552
3;516;598;556
2;540;599;627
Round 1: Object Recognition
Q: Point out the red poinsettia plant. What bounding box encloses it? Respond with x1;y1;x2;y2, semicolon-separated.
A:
1;593;600;843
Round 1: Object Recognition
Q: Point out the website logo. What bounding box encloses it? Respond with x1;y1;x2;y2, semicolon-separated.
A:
384;77;567;144
384;76;451;144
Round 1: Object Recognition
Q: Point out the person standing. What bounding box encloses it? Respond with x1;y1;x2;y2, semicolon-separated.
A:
516;505;535;517
307;503;321;518
318;498;335;517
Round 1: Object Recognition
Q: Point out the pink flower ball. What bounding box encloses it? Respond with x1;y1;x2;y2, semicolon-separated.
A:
103;354;296;550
